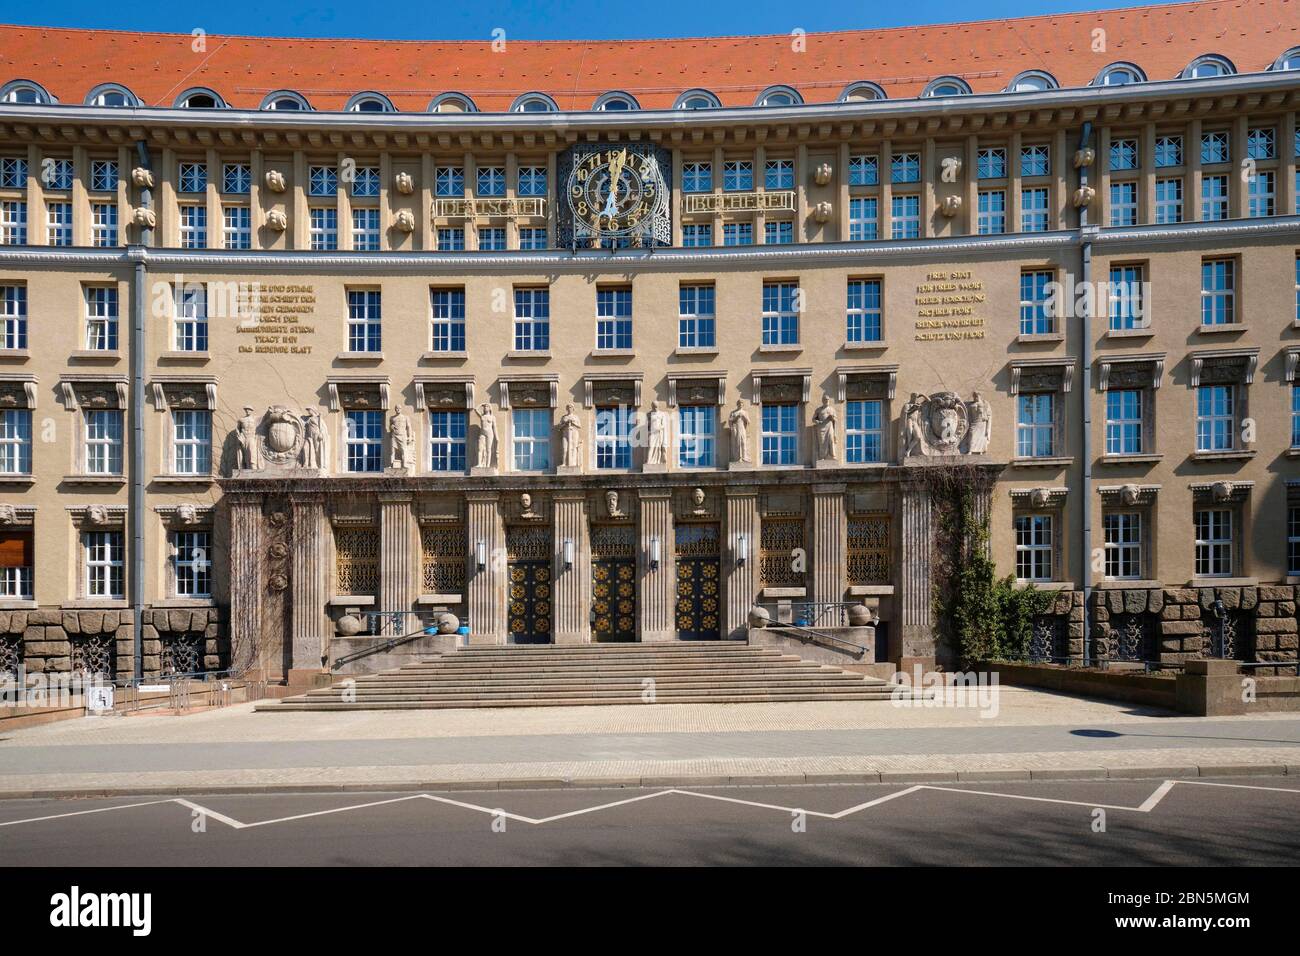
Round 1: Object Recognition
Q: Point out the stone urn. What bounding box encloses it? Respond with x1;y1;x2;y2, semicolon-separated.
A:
747;605;771;629
846;603;874;627
435;612;460;634
336;614;364;637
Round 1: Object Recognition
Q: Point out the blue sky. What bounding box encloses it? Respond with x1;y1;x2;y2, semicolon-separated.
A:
0;0;1190;40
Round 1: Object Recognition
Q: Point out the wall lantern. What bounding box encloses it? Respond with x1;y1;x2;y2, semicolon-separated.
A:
563;538;575;570
649;535;662;571
736;533;749;567
475;539;487;571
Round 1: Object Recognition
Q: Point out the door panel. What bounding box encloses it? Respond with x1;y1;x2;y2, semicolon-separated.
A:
675;523;721;640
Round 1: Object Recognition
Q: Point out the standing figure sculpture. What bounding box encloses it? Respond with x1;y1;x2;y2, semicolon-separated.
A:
967;391;992;454
728;399;752;464
236;406;262;470
900;393;926;459
390;407;416;472
301;406;327;470
475;403;498;469
558;403;582;468
813;396;838;461
646;401;669;465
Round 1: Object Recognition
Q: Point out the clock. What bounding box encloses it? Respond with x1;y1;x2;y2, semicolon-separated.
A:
558;144;671;248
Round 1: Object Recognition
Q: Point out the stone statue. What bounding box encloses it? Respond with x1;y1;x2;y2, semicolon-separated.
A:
813;396;838;461
301;406;326;469
475;403;497;469
236;406;262;470
390;407;415;472
558;403;582;468
900;394;926;459
605;490;625;518
728;400;751;464
967;391;991;455
646;401;669;465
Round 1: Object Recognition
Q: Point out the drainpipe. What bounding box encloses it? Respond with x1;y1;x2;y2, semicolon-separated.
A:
1077;122;1094;668
130;140;153;681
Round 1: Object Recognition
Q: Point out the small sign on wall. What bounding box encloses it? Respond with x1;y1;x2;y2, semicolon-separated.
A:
85;684;114;712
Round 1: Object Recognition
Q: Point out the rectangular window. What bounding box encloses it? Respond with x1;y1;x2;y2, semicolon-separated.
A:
594;406;634;469
0;285;27;350
519;227;548;250
0;530;33;599
764;220;793;244
682;162;712;193
595;287;633;351
764;159;793;190
891;194;920;239
678;284;716;349
722;222;752;246
1196;385;1235;451
1020;144;1050;177
682;223;712;247
976;147;1007;179
0;409;32;474
849;155;878;186
761;403;799;465
85;286;119;350
1021;187;1049;232
1103;513;1142;580
678;406;715;468
85;409;123;475
0;157;27;189
91;202;117;246
178;162;207;193
1108;264;1145;331
222;205;251;249
723;161;752;192
518;166;547;197
845;399;884;464
1016;393;1055;458
478;226;506;251
345;409;383;472
1105;389;1143;455
174;284;208;352
1200;258;1235;326
179;205;206;248
890;152;920;184
1247;127;1276;160
346;289;382;353
0;201;26;245
436;227;465;251
430;288;466;352
1109;138;1139;171
1194;509;1233;577
435;166;464;197
1248;170;1275;217
846;278;882;343
1019;270;1055;335
351;208;380;250
172;409;212;475
222;163;251;194
761;281;799;346
477;166;506;197
512;408;550;471
977;189;1006;234
1202;174;1229;221
1109;181;1138;226
428;410;468;473
1154;135;1184;168
172;530;212;598
45;158;73;191
1293;384;1300;448
1201;131;1230;165
1290;506;1300;576
849;197;878;241
83;531;124;599
1155;177;1183;223
90;160;118;192
513;287;550;351
1014;514;1054;582
46;201;72;246
308;165;338;196
309;208;338;250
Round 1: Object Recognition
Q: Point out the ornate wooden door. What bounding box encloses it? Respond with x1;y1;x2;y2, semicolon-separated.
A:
591;525;636;642
506;526;553;644
675;523;721;640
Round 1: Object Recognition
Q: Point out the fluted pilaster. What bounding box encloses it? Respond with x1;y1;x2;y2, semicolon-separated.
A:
553;493;591;644
290;495;330;667
467;493;506;644
725;486;760;639
899;480;935;659
378;493;416;635
228;497;264;676
638;489;674;642
812;483;847;610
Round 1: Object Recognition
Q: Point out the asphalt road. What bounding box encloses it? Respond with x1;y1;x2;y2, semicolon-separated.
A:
1;776;1297;866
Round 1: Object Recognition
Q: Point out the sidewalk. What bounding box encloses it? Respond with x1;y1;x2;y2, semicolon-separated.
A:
2;686;1299;797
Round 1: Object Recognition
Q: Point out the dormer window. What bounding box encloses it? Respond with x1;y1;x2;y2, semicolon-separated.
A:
176;88;224;109
1181;55;1235;79
1093;63;1145;86
755;86;802;107
86;84;137;107
260;91;311;111
839;82;886;102
674;89;720;110
1006;71;1057;92
1273;47;1300;71
593;92;639;111
922;77;971;97
428;93;477;113
346;92;394;113
512;93;559;113
0;80;51;105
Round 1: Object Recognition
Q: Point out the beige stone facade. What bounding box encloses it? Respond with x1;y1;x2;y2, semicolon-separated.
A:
2;56;1300;683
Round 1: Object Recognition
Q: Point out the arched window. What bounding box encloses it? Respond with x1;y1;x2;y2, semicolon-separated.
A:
1272;47;1300;71
1181;55;1235;79
86;83;138;107
511;92;559;113
922;76;972;97
175;88;225;109
1006;71;1058;92
0;80;52;104
428;92;477;113
674;89;720;110
838;81;886;102
260;91;312;111
1092;62;1146;86
593;91;639;111
346;92;395;113
755;85;803;107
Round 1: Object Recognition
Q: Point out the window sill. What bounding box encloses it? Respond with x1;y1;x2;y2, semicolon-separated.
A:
1100;453;1162;464
1105;328;1154;340
152;474;216;486
0;474;34;485
1096;579;1162;590
420;351;467;361
590;349;635;358
335;351;384;362
1016;332;1065;344
1286;448;1300;458
153;598;216;608
505;350;551;360
1014;580;1075;591
0;349;30;362
417;593;464;605
847;585;894;597
758;344;803;354
1190;449;1257;462
62;600;128;610
159;351;210;363
1008;456;1073;467
62;474;126;485
1197;324;1249;335
329;595;376;606
0;599;36;610
69;350;122;362
842;340;888;351
1189;577;1257;588
763;587;807;599
673;346;720;357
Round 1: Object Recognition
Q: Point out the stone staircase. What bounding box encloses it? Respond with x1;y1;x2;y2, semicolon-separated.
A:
259;642;913;711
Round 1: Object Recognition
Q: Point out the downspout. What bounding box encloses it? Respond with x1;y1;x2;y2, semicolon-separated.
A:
130;140;153;681
1077;122;1094;668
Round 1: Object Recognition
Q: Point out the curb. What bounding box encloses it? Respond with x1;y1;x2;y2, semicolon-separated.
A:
0;762;1294;801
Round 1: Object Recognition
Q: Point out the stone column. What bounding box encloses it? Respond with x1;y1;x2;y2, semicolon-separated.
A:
811;483;847;611
227;496;263;676
898;478;935;665
467;493;506;644
289;494;331;670
638;489;674;642
378;493;417;635
553;492;591;644
725;486;760;640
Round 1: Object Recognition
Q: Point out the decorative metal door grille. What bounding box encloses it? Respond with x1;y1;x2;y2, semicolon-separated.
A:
591;525;636;642
71;633;117;681
421;525;467;594
675;523;721;640
847;514;891;586
1201;609;1254;661
507;526;552;644
334;527;379;595
0;634;20;681
1028;615;1066;662
160;633;204;676
1106;614;1155;662
760;517;806;589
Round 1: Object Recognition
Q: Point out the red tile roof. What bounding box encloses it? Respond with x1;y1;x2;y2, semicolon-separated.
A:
1;0;1297;112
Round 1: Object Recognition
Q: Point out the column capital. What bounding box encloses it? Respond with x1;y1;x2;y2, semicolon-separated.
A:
377;491;415;504
812;482;848;495
723;485;760;499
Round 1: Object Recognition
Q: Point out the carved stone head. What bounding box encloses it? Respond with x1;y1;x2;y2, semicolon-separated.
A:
176;503;199;525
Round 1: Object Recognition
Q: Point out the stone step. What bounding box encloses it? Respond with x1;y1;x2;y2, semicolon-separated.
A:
263;692;905;710
306;680;885;698
323;671;878;688
451;642;755;654
419;650;788;665
372;661;829;677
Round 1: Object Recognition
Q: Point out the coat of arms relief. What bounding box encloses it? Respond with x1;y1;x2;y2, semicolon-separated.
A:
899;391;991;460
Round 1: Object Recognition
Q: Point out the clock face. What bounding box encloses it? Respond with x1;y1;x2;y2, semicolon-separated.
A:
567;147;666;237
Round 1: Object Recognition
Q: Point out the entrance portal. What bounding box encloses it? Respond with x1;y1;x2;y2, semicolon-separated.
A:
591;525;636;642
674;523;721;640
506;526;553;644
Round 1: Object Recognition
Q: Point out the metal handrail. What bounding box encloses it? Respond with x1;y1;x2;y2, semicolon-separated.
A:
767;621;868;655
332;627;438;669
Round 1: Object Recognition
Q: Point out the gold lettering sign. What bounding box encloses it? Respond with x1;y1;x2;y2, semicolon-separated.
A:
913;271;986;341
235;284;318;356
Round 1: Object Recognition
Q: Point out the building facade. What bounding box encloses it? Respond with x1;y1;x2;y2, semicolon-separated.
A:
1;0;1300;684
